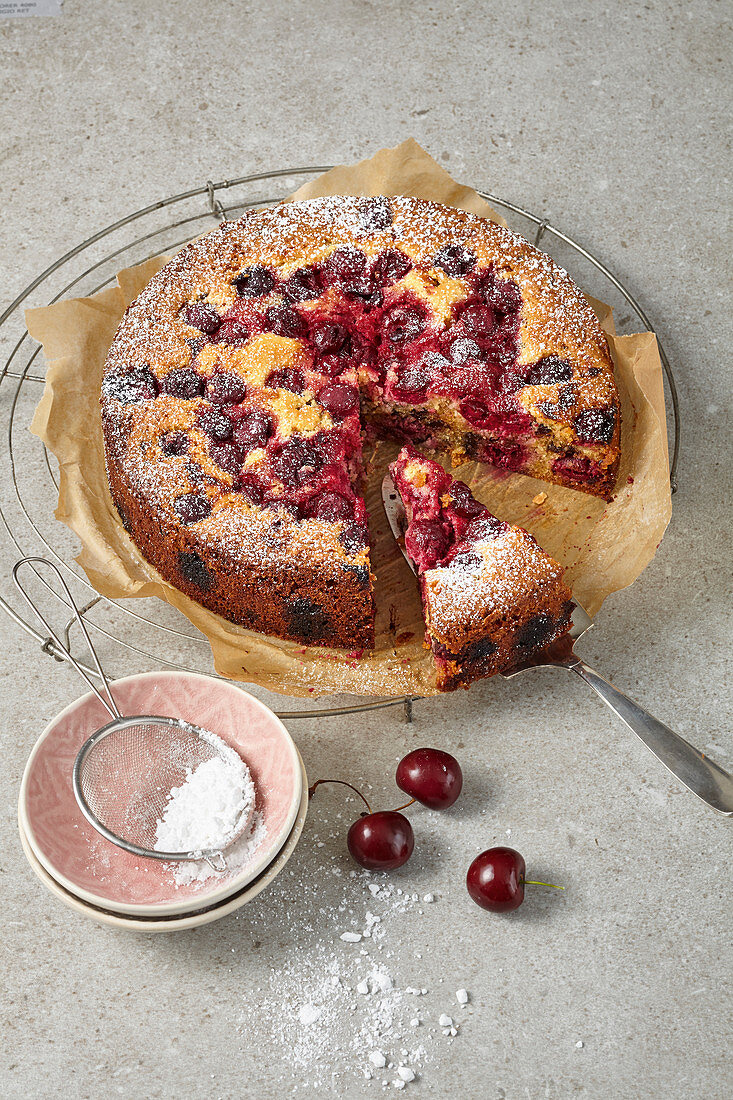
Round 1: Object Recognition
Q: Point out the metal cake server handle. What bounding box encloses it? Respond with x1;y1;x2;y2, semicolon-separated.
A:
502;607;733;817
382;472;733;816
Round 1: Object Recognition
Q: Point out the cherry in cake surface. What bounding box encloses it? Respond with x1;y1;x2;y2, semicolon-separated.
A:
101;195;618;654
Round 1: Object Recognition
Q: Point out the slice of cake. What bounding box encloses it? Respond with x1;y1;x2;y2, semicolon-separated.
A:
389;445;574;691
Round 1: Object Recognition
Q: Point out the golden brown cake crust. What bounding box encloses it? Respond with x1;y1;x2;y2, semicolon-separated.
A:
101;196;619;651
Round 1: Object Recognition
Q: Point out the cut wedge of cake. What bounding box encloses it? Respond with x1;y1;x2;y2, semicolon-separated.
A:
389;445;574;691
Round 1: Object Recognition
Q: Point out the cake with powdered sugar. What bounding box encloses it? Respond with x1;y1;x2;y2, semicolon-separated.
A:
389;446;574;690
101;195;618;655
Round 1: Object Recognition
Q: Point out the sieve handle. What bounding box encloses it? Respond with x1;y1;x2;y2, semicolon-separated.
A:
13;557;121;720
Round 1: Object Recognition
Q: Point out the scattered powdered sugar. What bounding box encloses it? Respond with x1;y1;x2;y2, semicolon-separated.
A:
234;862;472;1091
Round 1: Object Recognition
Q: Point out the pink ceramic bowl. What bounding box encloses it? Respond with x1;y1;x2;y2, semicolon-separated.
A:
18;751;308;932
19;671;303;917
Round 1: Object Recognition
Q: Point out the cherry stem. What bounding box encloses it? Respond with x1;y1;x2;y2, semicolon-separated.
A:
523;879;565;891
308;779;372;815
391;797;417;813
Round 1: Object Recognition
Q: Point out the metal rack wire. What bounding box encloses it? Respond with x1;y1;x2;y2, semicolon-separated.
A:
0;167;679;721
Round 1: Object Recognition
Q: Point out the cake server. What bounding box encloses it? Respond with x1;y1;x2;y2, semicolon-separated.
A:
382;473;733;816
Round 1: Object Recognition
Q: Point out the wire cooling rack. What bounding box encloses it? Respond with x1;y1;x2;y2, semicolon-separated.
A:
0;167;680;721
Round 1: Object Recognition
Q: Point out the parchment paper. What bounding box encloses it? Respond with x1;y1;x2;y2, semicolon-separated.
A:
27;140;672;697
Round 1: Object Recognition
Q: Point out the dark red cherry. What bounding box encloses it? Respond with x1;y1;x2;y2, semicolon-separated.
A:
433;244;476;277
573;407;616;444
232;265;275;298
318;383;359;419
525;356;573;386
160;430;189;456
197;406;233;442
447;482;486;520
466;847;526;912
311;321;350;355
340;521;369;553
214;319;251;346
384;303;427;344
265;304;306;338
396;748;463;809
207;371;247;405
359;196;393;232
182;302;220;335
237;477;264;506
173;492;211;524
271;437;322;486
161;368;204;399
209;442;243;478
405;519;450;569
323;246;367;285
390;362;431;404
372;248;411;286
231;409;274;451
306;490;353;522
102;365;158;405
282;264;324;302
266;367;306;394
347;811;414;871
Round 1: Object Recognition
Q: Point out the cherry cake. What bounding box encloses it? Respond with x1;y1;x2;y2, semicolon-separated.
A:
101;196;618;654
389;446;574;690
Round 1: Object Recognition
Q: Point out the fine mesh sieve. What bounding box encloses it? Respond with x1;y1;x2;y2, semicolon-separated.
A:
14;558;254;872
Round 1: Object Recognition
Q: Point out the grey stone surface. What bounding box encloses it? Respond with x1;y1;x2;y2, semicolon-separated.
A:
1;1;731;1097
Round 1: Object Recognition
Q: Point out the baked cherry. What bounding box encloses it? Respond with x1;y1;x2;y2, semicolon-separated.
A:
323;246;367;285
405;518;450;569
318;383;359;418
384;302;427;343
173;492;211;524
265;304;306;338
396;748;463;809
102;365;158;405
447;482;486;520
197;406;233;442
266;367;306;394
573;407;616;444
232;265;275;298
307;490;353;522
525;356;573;386
231;409;274;450
214;319;251;346
311;321;350;355
433;243;476;277
160;430;189;456
207;371;247;405
271;437;322;485
209;442;243;478
161;368;204;399
339;521;369;553
372;248;411;285
282;264;324;301
467;847;525;912
359;196;393;232
347;812;414;871
182;302;220;335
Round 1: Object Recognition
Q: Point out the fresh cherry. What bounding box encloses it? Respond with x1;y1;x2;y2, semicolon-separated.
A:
467;847;525;912
467;847;563;912
396;748;463;810
347;811;414;871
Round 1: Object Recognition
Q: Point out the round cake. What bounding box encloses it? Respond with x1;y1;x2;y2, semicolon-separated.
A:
101;195;620;650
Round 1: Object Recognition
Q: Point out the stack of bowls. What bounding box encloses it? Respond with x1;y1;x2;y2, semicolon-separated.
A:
18;671;307;931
